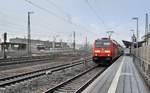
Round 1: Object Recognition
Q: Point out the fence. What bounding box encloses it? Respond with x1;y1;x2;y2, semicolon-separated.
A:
131;46;150;87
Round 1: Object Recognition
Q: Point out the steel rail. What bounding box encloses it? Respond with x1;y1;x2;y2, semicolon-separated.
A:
0;57;52;66
0;59;90;87
0;53;91;66
0;55;50;62
43;65;101;93
75;68;106;93
0;50;82;62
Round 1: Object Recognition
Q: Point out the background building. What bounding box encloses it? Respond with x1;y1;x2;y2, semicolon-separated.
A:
9;38;70;51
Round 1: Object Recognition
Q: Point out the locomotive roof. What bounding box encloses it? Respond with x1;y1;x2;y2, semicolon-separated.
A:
95;37;112;41
95;38;121;46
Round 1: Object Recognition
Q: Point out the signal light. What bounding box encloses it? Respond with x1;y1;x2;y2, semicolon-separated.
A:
4;33;7;41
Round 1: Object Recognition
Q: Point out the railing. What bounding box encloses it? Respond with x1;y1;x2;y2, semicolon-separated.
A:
131;46;150;87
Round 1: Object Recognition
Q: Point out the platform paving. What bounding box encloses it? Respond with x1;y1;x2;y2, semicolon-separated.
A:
82;55;149;93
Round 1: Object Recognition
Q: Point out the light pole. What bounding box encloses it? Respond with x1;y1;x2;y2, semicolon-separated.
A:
132;17;139;47
27;11;34;56
132;17;139;56
48;35;51;52
73;31;75;51
130;29;135;53
145;13;148;45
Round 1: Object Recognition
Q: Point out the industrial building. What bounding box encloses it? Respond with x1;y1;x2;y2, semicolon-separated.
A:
9;38;70;51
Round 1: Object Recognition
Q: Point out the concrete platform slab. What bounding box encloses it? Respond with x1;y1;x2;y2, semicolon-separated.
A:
82;55;149;93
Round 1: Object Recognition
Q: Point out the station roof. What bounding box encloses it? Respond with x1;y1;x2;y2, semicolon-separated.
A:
122;40;132;48
122;40;145;48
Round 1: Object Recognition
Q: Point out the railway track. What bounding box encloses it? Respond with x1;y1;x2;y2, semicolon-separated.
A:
0;50;82;63
0;58;91;88
0;52;84;67
0;55;54;66
44;66;106;93
0;55;50;62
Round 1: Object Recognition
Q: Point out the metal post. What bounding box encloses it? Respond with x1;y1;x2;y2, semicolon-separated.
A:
137;18;139;47
85;36;87;50
73;31;75;51
48;35;51;53
132;17;139;56
60;39;63;52
3;33;7;58
130;29;135;54
145;13;148;45
53;35;59;53
149;24;150;45
48;40;50;53
136;18;139;57
149;24;150;32
53;36;55;53
27;12;33;57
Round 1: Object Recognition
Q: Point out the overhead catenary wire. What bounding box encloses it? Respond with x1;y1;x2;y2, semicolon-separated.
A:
25;0;73;25
0;12;62;36
25;0;99;36
0;25;55;38
0;20;71;41
0;20;54;35
0;28;57;40
85;0;121;32
0;23;26;30
48;0;101;36
45;0;71;20
0;11;73;41
0;0;101;43
0;2;76;39
85;0;108;28
0;11;58;32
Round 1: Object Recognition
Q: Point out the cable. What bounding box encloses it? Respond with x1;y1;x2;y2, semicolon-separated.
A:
0;27;54;38
47;0;100;36
45;0;71;20
25;0;73;25
25;0;99;36
85;0;126;39
85;0;108;28
0;19;51;33
0;13;58;34
0;23;26;30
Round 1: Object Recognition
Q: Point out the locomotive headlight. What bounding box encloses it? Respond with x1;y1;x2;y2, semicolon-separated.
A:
94;50;100;53
105;50;110;53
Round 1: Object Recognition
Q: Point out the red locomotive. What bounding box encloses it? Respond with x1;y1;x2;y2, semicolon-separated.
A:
92;37;123;64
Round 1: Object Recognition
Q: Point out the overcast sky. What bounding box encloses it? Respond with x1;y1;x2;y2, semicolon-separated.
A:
0;0;150;45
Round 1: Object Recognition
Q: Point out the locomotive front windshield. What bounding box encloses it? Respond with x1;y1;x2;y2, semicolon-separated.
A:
95;40;110;48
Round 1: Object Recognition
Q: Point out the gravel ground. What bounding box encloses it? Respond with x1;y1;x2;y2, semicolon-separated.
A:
0;54;81;70
0;61;96;93
53;67;104;93
0;56;82;79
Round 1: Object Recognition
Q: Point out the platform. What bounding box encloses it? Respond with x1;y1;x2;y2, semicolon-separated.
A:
82;55;150;93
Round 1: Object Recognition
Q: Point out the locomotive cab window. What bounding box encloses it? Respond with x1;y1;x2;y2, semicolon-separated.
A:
95;40;102;48
95;40;110;48
102;41;110;48
103;42;110;46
